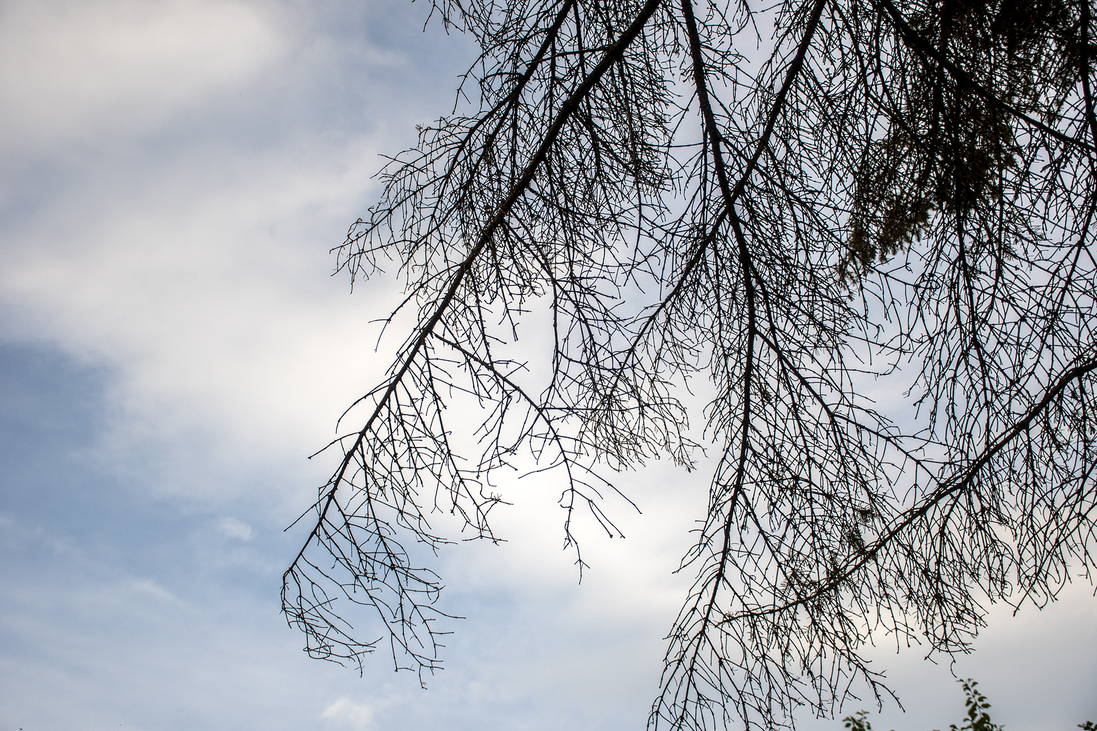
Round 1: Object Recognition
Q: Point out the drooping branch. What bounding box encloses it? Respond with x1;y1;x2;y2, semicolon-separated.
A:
284;0;669;679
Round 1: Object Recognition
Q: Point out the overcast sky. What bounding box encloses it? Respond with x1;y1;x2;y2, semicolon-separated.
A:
1;2;1095;730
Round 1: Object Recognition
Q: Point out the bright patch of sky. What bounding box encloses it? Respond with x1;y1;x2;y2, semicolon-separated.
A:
0;1;1095;730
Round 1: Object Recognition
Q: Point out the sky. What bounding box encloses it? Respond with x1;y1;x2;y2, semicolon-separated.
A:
0;1;1095;730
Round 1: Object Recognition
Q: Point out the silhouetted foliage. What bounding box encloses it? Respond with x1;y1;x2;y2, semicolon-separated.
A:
844;678;1094;731
845;679;1003;731
283;0;1097;728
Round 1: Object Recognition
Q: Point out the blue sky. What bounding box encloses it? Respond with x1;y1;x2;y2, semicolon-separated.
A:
1;1;1095;730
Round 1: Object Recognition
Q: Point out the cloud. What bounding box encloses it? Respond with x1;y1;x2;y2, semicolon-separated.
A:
0;118;389;505
0;0;470;509
216;516;254;541
0;0;287;153
129;577;182;604
320;697;380;731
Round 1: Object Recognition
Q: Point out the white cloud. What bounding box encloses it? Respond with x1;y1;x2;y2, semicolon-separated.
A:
0;133;391;504
216;516;254;541
129;577;181;604
321;696;383;731
0;0;287;152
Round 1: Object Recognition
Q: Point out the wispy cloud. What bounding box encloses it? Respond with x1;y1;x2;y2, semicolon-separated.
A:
321;697;380;730
216;516;254;541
